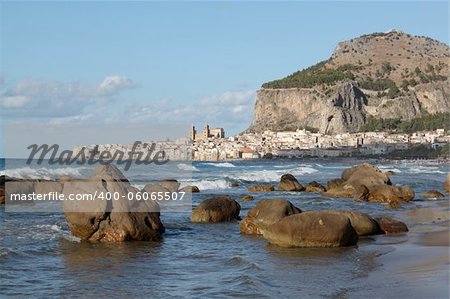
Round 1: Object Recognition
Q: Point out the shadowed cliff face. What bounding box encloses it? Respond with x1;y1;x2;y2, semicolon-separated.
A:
247;31;450;134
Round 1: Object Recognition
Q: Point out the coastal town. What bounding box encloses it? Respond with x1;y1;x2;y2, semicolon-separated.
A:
190;124;450;161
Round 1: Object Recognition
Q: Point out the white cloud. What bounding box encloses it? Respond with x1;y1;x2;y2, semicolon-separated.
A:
0;75;135;118
97;75;135;95
1;95;30;108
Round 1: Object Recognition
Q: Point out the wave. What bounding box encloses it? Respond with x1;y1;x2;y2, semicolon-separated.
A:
177;163;199;171
180;178;235;190
233;166;318;183
0;166;88;180
202;162;236;168
407;165;447;174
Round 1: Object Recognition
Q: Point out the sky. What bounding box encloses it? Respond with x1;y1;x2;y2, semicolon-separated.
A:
0;1;449;142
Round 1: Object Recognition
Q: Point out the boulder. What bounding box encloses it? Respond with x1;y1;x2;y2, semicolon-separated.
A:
240;199;301;235
263;211;358;248
241;195;254;201
278;174;304;191
326;163;414;202
4;178;35;202
191;195;240;223
159;179;180;193
327;178;345;190
321;210;380;236
248;185;275;192
444;174;450;193
420;190;445;198
367;185;415;202
305;181;326;193
375;217;408;234
63;164;165;242
179;185;200;193
142;183;170;194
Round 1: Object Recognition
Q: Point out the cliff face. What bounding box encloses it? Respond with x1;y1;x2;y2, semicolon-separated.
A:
248;31;450;133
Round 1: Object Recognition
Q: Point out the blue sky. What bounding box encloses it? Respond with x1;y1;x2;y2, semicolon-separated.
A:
1;1;448;136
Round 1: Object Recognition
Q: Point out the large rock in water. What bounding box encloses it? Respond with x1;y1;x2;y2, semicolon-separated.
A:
278;174;304;191
63;164;165;242
240;199;301;235
320;210;380;236
191;196;240;223
262;211;358;248
325;163;414;202
305;181;327;193
420;190;445;198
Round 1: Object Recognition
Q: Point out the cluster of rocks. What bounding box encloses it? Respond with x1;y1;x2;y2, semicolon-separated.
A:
1;163;448;247
193;196;408;248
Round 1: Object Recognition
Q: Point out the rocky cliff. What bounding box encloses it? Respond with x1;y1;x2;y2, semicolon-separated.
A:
248;30;450;133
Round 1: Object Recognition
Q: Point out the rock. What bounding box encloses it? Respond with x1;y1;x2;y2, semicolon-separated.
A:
34;180;63;195
444;174;450;193
305;181;326;193
321;210;380;236
367;185;415;202
327;178;345;190
326;163;414;202
4;178;35;202
420;190;445;198
63;164;164;242
179;185;200;193
278;174;304;191
353;185;370;201
248;185;275;192
159;179;180;193
375;217;408;234
142;183;170;194
342;163;391;188
263;211;358;248
0;175;5;205
240;199;301;235
191;196;240;223
241;195;254;201
387;201;402;209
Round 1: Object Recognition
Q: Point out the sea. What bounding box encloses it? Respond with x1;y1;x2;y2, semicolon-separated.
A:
0;158;448;298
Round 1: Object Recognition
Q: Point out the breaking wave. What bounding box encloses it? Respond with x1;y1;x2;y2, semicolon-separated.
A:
202;162;236;168
0;166;88;180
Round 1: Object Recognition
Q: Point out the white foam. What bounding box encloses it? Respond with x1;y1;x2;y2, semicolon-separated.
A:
234;166;318;182
0;166;87;180
203;162;236;168
180;179;232;190
177;163;199;171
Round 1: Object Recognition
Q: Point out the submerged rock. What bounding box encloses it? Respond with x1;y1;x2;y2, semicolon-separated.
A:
305;181;326;193
63;164;165;242
375;216;408;234
278;174;304;191
262;211;358;248
241;194;254;201
420;190;445;198
240;199;301;235
248;185;275;192
191;195;240;223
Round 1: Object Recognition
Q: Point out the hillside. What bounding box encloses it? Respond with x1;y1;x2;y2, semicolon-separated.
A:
248;30;450;134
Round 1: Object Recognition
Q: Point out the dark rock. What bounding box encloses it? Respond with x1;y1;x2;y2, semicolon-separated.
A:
179;185;200;193
191;195;240;223
262;211;359;248
420;190;445;198
278;174;304;191
241;195;254;201
305;181;326;193
240;199;301;235
248;185;275;192
375;216;408;234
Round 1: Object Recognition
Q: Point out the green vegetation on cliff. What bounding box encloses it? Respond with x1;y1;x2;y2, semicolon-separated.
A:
262;61;355;89
359;78;400;97
361;112;450;133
